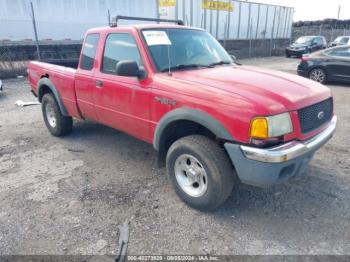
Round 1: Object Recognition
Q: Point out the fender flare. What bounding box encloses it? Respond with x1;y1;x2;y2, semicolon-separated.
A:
153;108;234;151
37;77;69;116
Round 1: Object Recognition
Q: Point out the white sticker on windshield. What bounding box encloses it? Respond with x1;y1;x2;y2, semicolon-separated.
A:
143;31;172;46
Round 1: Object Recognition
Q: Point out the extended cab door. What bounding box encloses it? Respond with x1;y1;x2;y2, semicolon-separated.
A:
75;33;100;120
93;31;152;142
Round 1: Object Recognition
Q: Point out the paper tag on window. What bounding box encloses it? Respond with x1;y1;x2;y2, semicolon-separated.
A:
143;31;172;46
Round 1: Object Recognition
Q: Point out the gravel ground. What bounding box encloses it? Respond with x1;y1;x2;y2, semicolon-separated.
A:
0;57;349;257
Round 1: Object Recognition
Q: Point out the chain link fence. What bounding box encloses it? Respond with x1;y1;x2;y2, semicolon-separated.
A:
292;20;350;43
0;41;82;78
2;16;350;79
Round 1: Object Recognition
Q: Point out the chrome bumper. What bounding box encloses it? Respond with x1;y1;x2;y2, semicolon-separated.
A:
241;116;337;163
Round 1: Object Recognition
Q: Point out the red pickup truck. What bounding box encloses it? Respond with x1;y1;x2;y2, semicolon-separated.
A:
28;16;337;211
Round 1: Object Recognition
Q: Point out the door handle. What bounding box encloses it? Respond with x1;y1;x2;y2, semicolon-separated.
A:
95;80;103;88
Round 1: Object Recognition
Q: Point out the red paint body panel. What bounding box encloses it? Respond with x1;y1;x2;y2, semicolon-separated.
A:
27;24;334;146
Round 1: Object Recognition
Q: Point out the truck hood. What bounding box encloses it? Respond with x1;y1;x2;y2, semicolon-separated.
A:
171;65;331;114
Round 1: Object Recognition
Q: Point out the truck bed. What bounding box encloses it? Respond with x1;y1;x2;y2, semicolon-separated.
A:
40;59;79;69
27;60;81;118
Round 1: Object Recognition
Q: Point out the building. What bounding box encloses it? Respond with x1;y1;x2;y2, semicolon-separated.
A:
0;0;293;41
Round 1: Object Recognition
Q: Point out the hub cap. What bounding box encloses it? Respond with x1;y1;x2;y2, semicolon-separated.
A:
174;154;208;197
310;69;325;83
45;103;57;128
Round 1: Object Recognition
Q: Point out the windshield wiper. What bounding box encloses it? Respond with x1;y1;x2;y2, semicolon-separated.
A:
160;64;210;72
208;60;232;67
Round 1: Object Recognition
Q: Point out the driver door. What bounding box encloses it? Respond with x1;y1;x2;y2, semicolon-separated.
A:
93;32;152;142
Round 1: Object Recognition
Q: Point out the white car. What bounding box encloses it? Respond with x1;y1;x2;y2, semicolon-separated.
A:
330;36;350;47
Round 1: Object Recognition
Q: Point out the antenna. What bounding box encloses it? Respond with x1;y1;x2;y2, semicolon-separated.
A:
166;26;172;76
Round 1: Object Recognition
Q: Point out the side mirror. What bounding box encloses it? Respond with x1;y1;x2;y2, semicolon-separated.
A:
115;60;147;79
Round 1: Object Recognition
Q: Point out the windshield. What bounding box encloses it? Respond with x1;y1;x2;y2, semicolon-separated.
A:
295;36;313;44
333;36;349;43
142;29;232;72
334;36;343;43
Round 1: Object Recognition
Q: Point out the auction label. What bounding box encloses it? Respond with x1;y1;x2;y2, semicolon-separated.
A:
143;31;172;46
159;0;176;7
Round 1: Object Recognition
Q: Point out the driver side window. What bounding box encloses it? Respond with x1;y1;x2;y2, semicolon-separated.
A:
101;33;142;75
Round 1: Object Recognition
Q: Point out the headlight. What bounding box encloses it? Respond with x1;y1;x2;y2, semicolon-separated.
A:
250;112;293;139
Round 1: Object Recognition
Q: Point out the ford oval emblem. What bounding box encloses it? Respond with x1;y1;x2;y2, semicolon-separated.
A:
317;111;325;120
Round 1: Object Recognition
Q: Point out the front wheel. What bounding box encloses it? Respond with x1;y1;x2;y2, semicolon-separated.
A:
42;93;73;136
309;68;327;84
166;135;234;211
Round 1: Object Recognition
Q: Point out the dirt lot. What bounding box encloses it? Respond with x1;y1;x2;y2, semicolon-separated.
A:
0;57;349;256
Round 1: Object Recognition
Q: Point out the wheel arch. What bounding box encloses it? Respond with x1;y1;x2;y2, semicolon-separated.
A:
153;108;235;167
308;65;329;82
37;77;69;116
308;65;328;75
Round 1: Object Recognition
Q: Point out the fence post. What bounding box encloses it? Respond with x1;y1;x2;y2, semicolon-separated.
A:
30;2;41;60
331;26;334;42
227;0;231;40
275;6;281;38
255;4;260;39
249;17;253;58
156;0;160;20
216;7;219;39
224;16;227;49
270;6;277;57
264;6;269;40
246;2;251;39
237;1;241;39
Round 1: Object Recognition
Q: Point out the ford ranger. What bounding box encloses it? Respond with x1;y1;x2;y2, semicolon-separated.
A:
27;16;337;211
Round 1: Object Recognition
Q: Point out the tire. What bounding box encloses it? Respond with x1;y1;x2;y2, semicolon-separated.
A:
309;67;327;84
42;93;73;136
166;135;234;211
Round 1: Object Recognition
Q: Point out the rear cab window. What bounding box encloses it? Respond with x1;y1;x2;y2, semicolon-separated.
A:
80;34;100;70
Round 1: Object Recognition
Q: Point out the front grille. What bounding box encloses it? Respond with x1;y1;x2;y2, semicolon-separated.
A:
298;98;333;133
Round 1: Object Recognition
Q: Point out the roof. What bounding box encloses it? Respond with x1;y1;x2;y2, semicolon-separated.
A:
86;24;203;34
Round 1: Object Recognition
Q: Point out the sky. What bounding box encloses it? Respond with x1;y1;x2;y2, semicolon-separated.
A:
252;0;350;21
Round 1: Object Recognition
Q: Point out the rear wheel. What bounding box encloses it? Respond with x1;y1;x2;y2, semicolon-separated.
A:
42;93;72;136
309;68;327;84
166;135;234;211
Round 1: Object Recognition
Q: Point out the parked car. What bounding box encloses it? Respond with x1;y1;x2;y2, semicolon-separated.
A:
329;36;350;47
297;45;350;84
286;36;327;57
27;16;336;211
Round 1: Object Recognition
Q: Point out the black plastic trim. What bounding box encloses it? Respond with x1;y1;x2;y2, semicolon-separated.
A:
111;15;184;27
153;108;234;151
37;77;69;116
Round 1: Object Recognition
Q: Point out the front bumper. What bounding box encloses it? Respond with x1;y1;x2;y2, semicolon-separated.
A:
286;49;307;57
224;116;337;187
